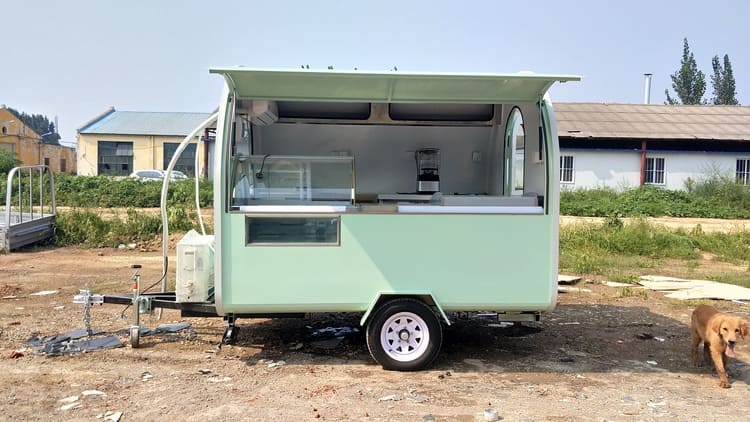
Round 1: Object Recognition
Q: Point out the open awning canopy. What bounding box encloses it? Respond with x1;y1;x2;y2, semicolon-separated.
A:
209;68;580;104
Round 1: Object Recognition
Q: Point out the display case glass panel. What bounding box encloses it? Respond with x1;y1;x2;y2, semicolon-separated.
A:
231;155;354;207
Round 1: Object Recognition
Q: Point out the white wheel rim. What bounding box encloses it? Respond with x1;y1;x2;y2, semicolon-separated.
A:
380;311;430;362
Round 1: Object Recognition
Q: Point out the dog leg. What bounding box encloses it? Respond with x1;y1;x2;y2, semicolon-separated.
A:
691;330;702;367
703;342;711;367
722;352;729;383
710;347;731;388
691;332;702;367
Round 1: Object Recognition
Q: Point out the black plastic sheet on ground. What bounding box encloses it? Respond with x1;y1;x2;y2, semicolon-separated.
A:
25;328;122;356
25;322;193;356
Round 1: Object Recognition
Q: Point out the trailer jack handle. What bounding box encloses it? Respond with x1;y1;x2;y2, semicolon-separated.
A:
127;264;157;348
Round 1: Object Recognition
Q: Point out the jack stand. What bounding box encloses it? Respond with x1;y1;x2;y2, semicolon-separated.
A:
130;264;146;348
220;314;239;348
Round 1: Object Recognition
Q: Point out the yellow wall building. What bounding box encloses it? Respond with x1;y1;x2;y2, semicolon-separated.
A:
77;108;212;177
0;107;76;173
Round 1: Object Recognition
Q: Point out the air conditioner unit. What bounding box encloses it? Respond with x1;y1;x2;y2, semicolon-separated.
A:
250;101;279;126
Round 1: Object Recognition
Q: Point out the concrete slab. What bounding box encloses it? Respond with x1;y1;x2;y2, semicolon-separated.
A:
638;275;750;301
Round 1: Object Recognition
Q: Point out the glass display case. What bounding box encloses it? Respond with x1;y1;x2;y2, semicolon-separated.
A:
231;155;355;207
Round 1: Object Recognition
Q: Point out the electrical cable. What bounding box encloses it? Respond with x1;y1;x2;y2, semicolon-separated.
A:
195;130;207;236
158;112;218;292
256;154;271;179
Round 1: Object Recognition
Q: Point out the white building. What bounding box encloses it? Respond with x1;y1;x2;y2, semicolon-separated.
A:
555;103;750;190
77;108;215;177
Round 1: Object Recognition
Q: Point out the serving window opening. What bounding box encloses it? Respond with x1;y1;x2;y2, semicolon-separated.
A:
226;100;550;214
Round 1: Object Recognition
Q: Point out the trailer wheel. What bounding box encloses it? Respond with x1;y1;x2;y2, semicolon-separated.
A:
130;326;140;348
366;298;442;371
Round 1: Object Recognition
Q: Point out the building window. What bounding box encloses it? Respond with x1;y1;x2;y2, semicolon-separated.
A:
98;141;133;176
645;157;665;185
560;155;574;183
1;126;7;135
163;142;196;177
60;158;67;173
43;157;50;167
737;159;750;185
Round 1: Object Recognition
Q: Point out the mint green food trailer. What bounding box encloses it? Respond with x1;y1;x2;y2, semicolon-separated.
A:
208;68;578;370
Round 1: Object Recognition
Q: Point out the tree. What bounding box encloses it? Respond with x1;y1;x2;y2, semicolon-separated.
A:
0;148;20;174
665;38;706;105
5;107;61;145
711;54;739;105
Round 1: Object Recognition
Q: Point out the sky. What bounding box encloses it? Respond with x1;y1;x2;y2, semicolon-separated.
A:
2;0;749;146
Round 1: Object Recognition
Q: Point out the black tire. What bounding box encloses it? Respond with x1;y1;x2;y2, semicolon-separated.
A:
365;298;442;371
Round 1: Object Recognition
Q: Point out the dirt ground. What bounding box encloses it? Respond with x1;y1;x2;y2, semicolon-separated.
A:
2;245;750;421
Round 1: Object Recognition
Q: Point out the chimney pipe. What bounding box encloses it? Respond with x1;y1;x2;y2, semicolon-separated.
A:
643;73;653;104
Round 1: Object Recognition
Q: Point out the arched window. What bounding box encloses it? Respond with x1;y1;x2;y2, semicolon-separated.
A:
504;108;525;195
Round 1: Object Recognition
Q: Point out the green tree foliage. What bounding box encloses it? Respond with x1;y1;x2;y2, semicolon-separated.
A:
5;107;61;144
0;148;20;174
665;38;706;105
711;54;739;105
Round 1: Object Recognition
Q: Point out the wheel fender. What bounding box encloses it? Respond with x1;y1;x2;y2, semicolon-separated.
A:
360;292;450;327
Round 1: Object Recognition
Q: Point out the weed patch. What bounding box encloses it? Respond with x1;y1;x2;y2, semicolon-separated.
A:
55;207;209;247
559;219;750;281
51;175;213;208
561;182;750;219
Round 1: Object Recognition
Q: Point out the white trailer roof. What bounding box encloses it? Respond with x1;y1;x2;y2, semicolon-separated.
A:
209;68;579;104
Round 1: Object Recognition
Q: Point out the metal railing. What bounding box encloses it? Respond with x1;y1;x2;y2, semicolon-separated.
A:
3;165;56;228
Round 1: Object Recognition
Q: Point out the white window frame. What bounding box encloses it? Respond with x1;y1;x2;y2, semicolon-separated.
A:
645;156;666;185
737;158;750;185
560;154;574;184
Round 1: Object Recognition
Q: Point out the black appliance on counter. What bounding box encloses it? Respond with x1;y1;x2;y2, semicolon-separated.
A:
415;148;440;194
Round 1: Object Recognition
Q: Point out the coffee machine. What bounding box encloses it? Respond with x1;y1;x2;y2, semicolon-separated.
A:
415;148;440;194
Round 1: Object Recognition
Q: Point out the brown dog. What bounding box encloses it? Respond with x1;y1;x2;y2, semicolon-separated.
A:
691;304;749;388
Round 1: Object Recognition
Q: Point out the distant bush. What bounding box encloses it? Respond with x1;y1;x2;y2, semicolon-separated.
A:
54;175;213;208
0;149;20;175
561;183;750;219
55;207;205;247
684;174;750;212
559;218;750;275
